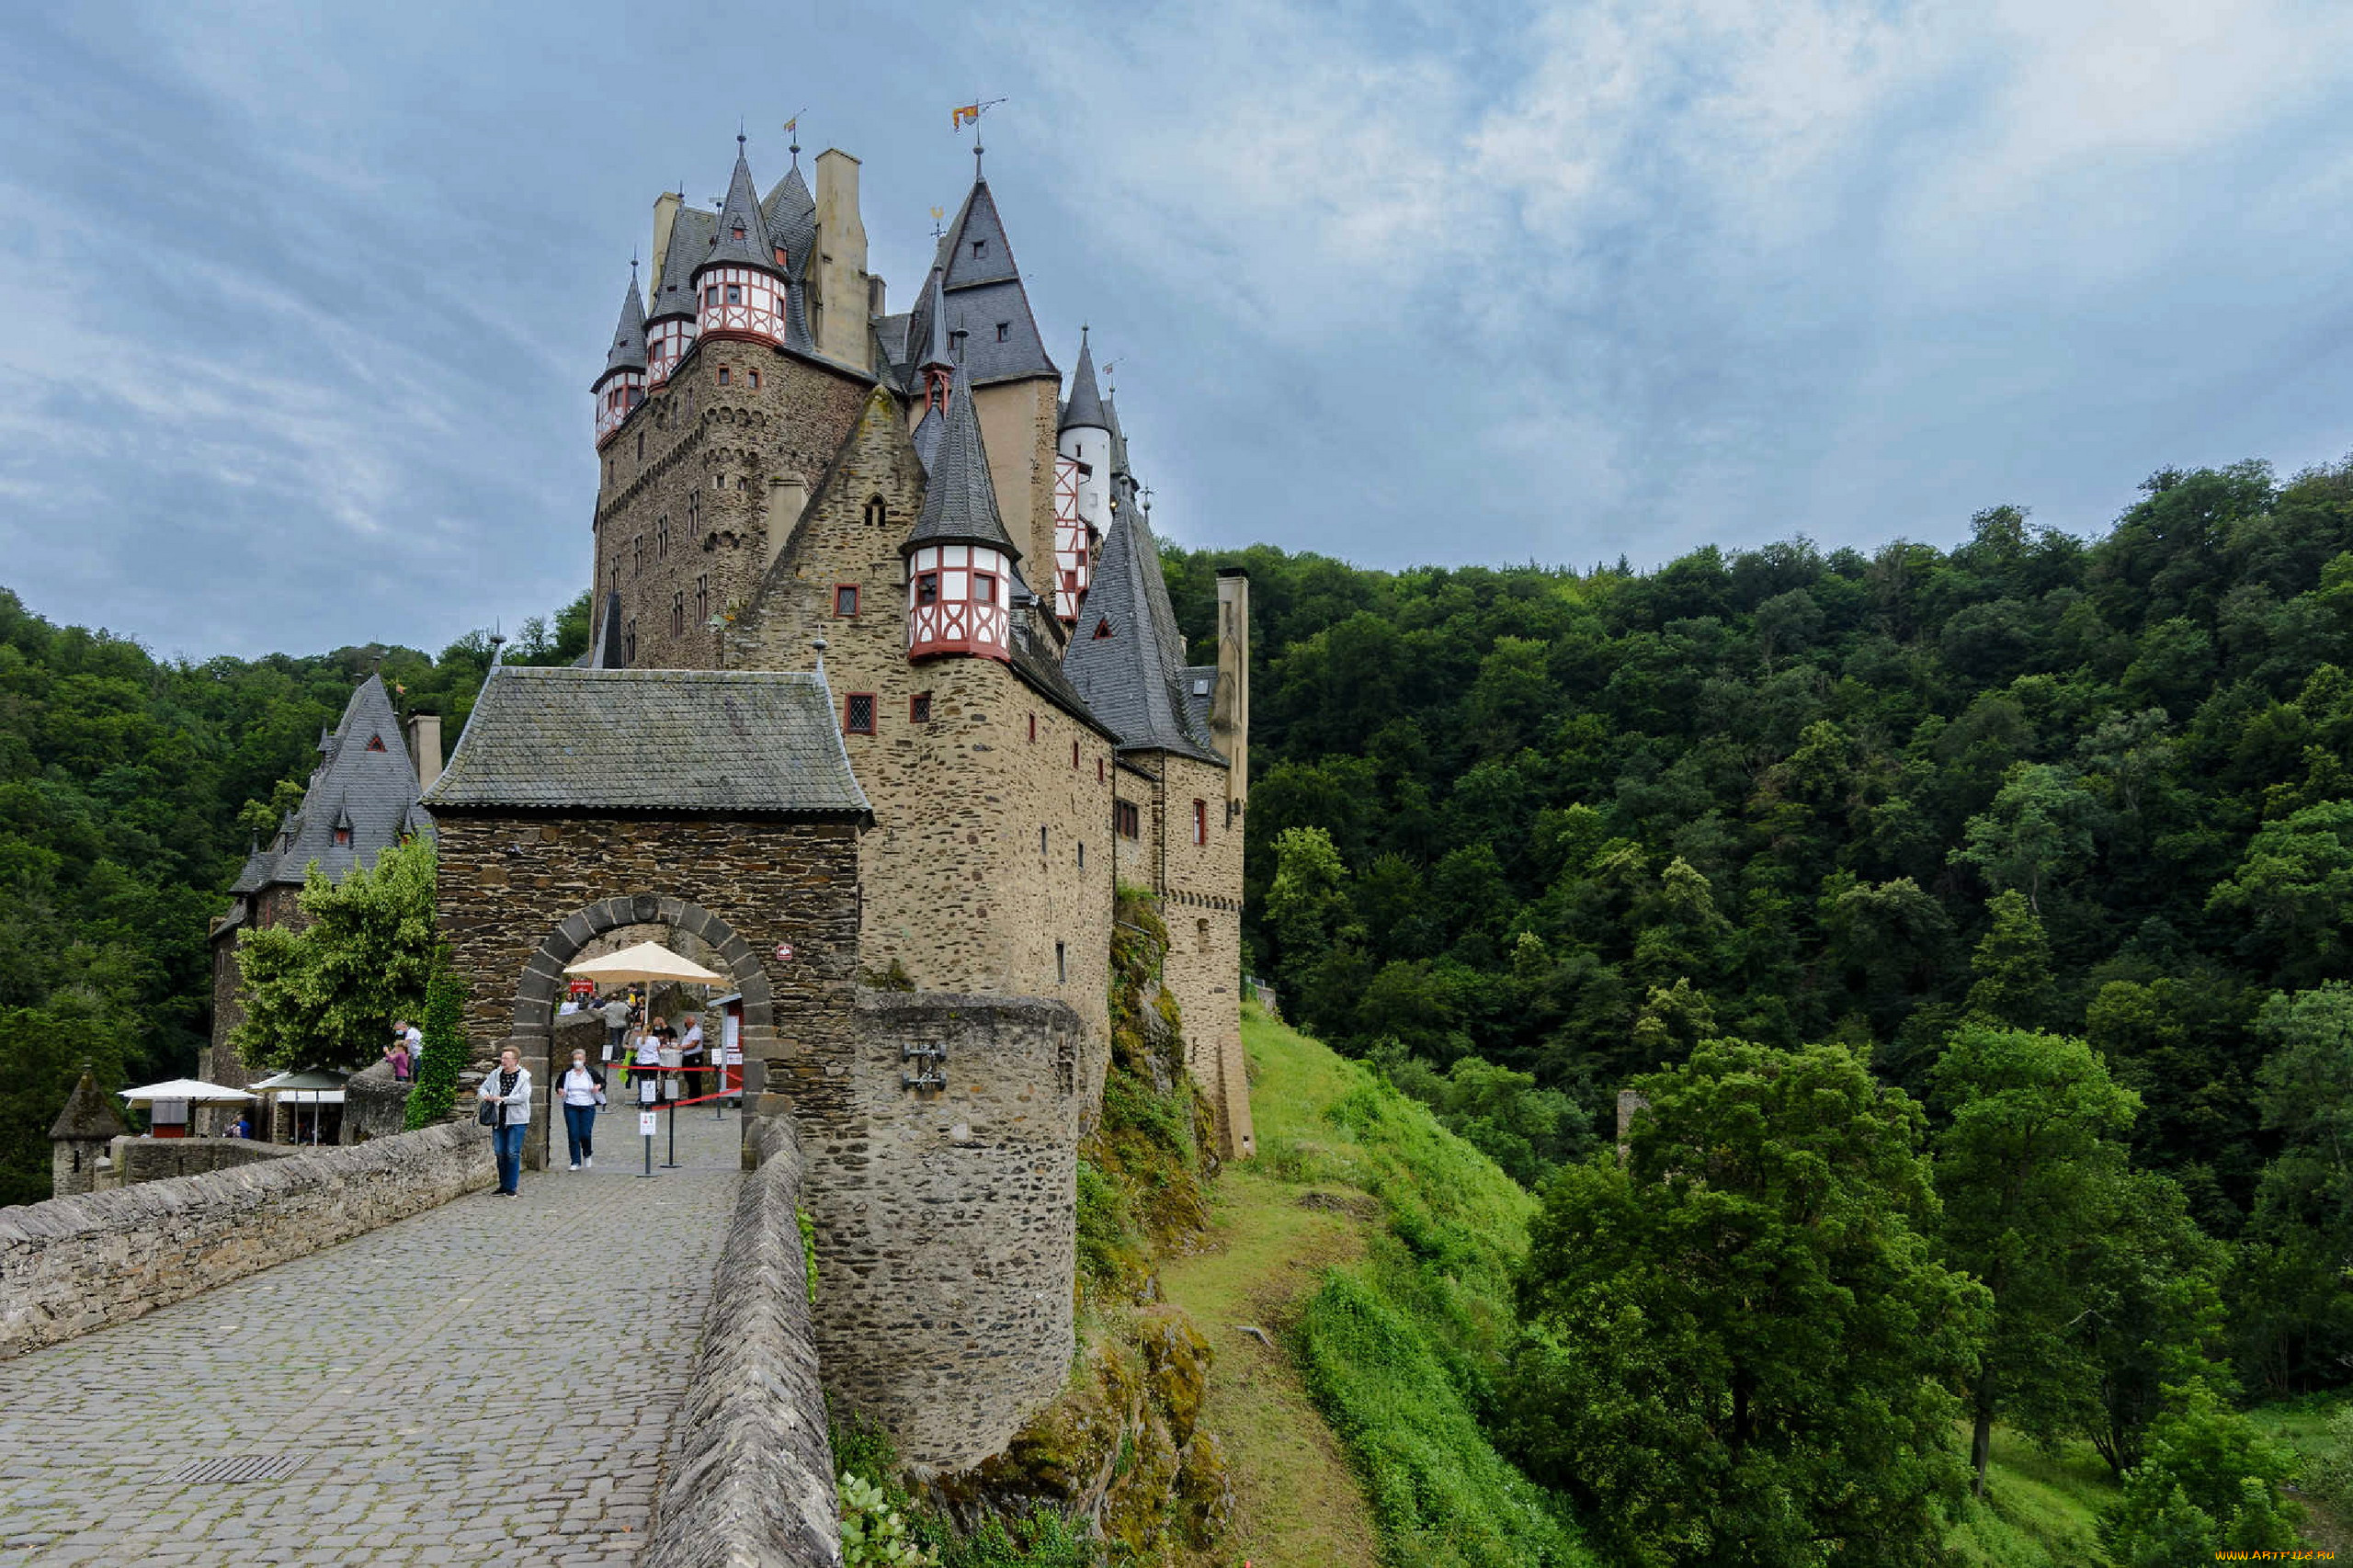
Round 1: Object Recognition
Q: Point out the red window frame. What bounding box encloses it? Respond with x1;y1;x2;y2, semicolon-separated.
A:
1028;713;1037;742
916;574;938;605
844;693;877;735
1192;799;1208;846
724;283;743;305
910;692;932;723
1114;800;1140;840
834;584;859;618
1097;758;1105;783
975;572;997;605
1071;740;1080;769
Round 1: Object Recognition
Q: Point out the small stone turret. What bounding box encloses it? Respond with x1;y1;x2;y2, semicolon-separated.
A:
51;1066;126;1198
692;137;790;347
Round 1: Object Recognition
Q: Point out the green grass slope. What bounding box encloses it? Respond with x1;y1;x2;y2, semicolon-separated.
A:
1161;1003;1591;1568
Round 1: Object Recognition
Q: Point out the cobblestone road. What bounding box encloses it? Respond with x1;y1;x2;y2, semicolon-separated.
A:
0;1103;745;1566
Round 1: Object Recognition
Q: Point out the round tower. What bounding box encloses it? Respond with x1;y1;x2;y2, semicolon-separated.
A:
692;136;789;347
593;270;647;447
904;363;1017;663
1052;329;1111;622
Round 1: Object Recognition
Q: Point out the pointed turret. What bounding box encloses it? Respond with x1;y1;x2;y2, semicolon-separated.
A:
691;139;789;347
644;204;711;386
904;363;1018;664
593;271;649;446
1051;329;1111;623
763;158;817;278
912;271;956;415
1063;492;1220;762
922;176;1056;386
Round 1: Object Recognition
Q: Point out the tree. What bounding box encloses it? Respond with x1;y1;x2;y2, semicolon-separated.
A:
403;961;464;1130
1264;826;1353;972
2098;1381;2299;1563
2234;983;2353;1390
1930;1025;2140;1494
1500;1040;1987;1568
1963;890;2056;1029
1952;762;2100;915
229;835;438;1073
2209;800;2353;983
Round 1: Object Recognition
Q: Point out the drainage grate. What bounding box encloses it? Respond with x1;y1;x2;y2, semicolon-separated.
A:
167;1454;305;1483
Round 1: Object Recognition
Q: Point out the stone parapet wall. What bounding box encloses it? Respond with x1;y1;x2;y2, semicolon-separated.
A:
97;1135;300;1189
341;1061;413;1144
0;1122;491;1360
794;990;1083;1471
646;1116;841;1568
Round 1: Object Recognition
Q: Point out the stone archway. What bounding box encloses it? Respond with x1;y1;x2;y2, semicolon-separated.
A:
506;894;778;1170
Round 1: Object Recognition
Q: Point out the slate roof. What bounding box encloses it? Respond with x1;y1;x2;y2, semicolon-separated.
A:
1180;664;1219;737
762;162;817;278
648;207;714;322
1062;496;1223;764
422;668;871;818
904;178;1056;388
699;143;780;274
903;363;1019;559
1011;625;1120;743
601;273;647;381
911;403;944;473
50;1068;126;1141
1102;388;1131;483
1061;331;1108;433
228;675;431;895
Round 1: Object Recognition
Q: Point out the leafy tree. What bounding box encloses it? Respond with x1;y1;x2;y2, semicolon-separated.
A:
403;961;464;1129
2209;800;2353;984
1501;1040;1987;1568
230;836;438;1073
1963;890;2057;1029
2098;1381;2299;1563
1952;762;2100;915
1930;1025;2139;1494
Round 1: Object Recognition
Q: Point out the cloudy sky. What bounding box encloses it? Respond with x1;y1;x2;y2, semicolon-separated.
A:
5;1;2353;660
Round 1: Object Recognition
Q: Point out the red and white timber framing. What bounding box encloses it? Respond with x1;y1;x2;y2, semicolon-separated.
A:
907;543;1014;661
1051;453;1092;624
695;265;786;344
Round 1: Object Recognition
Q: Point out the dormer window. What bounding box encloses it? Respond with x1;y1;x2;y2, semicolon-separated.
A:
774;246;789;268
733;223;745;241
365;734;386;752
972;240;986;258
995;323;1009;342
1092;618;1113;640
334;826;352;847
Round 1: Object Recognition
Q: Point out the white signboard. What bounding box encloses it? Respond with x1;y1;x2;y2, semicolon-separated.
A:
639;1111;657;1136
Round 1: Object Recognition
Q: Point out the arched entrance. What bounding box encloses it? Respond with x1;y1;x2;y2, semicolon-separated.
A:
506;893;777;1171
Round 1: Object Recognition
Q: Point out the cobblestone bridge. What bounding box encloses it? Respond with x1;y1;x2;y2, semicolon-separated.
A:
0;1108;745;1566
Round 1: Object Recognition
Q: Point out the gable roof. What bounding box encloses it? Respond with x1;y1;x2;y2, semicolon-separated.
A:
903;363;1019;559
423;667;870;819
228;675;431;896
1062;496;1222;763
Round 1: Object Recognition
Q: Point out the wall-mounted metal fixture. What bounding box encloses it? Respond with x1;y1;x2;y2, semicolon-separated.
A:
902;1042;947;1093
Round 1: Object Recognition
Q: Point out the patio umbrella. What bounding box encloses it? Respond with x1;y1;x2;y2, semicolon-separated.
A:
563;940;723;986
117;1079;257;1105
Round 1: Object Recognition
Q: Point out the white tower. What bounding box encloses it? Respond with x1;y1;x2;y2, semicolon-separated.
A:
1052;330;1111;623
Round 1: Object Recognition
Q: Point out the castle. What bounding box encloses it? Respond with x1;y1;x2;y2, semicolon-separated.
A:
415;129;1253;1469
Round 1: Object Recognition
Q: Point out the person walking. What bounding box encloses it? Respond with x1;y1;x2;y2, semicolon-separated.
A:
477;1048;532;1197
599;993;631;1063
556;1048;606;1171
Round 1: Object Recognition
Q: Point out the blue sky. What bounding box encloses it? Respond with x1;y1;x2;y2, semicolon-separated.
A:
6;1;2353;660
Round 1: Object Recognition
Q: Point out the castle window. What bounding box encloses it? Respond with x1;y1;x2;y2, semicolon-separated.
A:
334;826;352;847
725;284;743;305
365;734;387;752
1092;618;1113;640
748;369;761;390
657;515;670;559
704;286;718;307
1193;799;1208;846
845;693;876;734
717;366;730;386
1055;941;1066;984
624;619;637;662
1077;841;1086;869
974;573;997;606
835;585;859;618
1115;800;1140;839
910;692;931;723
635;432;643;460
972;240;986;258
1071;739;1080;769
916;573;938;605
1028;713;1037;742
695;574;710;626
864;494;887;528
1097;758;1105;783
1197;918;1211;953
671;592;685;636
633;535;644;575
1040;825;1049;858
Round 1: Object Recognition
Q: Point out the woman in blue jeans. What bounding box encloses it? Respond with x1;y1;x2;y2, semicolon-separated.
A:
476;1047;532;1197
555;1048;606;1171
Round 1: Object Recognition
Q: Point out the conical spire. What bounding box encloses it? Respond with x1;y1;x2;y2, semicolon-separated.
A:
50;1066;125;1141
647;205;711;323
1060;328;1107;433
918;272;953;370
1063;492;1218;760
904;363;1018;560
602;271;647;378
699;139;779;275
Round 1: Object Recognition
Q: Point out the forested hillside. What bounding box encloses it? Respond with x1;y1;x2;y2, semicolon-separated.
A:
0;592;585;1206
1165;456;2353;1399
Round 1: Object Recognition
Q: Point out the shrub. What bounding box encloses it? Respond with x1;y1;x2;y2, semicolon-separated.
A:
402;960;464;1130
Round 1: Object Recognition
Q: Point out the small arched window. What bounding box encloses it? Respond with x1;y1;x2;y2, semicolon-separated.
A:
864;494;887;528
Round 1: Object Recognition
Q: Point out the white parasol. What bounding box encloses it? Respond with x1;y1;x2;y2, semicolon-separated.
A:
563;940;724;987
117;1079;258;1105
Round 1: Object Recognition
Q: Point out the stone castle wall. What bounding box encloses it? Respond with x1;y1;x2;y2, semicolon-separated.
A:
595;344;870;673
95;1135;300;1189
796;991;1085;1472
431;812;863;1169
1153;752;1253;1158
970;378;1061;579
0;1122;490;1360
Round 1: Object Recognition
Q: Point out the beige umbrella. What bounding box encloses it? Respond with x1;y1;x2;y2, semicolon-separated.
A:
563;939;723;986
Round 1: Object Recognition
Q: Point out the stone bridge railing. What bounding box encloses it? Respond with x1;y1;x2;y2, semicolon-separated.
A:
0;1121;491;1359
647;1113;843;1568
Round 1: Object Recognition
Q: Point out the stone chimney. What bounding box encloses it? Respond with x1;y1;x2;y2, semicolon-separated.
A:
50;1065;127;1199
813;150;869;368
404;712;442;792
766;476;811;569
647;189;683;298
1212;570;1250;822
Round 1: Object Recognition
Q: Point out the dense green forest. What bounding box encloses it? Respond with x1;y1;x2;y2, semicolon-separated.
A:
0;592;586;1206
